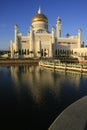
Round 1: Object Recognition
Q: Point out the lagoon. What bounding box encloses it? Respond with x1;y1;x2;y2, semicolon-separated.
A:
0;65;87;130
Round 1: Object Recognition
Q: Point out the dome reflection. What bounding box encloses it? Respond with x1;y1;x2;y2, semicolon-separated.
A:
10;65;81;104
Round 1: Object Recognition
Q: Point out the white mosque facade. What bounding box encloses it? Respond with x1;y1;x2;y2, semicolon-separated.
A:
10;7;87;60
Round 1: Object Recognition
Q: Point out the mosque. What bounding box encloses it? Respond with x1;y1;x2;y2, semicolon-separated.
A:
10;7;87;60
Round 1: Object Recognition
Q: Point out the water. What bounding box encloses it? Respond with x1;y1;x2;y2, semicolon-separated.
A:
0;65;87;130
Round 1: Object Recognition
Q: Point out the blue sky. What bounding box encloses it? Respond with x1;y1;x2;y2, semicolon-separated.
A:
0;0;87;50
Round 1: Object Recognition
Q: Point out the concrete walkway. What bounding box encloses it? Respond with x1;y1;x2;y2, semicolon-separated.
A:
48;96;87;130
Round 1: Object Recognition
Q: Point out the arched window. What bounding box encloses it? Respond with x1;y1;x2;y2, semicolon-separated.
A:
19;49;21;55
58;49;59;55
41;49;43;56
67;50;69;55
55;49;57;55
25;49;26;55
14;50;15;54
60;50;62;55
27;49;29;55
22;49;24;55
44;49;47;56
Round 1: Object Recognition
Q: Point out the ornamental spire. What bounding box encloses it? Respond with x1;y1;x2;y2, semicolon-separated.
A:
38;6;42;14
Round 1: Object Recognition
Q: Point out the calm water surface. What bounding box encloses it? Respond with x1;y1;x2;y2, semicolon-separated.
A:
0;65;87;130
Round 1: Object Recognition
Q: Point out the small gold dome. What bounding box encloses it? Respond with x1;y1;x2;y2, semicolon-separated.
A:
32;7;48;23
58;17;61;22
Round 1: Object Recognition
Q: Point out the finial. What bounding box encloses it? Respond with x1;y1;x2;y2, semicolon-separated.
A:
14;24;18;29
38;6;42;14
58;17;61;22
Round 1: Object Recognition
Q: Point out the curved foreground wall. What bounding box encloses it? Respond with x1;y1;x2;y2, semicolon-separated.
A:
48;96;87;130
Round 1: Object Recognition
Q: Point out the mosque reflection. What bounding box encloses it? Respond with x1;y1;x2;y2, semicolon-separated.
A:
10;65;82;104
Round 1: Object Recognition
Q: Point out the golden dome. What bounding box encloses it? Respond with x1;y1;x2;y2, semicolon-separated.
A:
32;14;48;23
32;7;48;23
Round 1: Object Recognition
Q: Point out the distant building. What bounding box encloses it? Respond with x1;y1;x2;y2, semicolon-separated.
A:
10;7;87;60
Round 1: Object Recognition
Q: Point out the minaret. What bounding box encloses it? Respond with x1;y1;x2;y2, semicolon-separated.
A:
56;17;61;38
30;25;34;57
78;28;82;48
14;24;18;52
52;26;55;43
10;40;13;58
14;24;18;44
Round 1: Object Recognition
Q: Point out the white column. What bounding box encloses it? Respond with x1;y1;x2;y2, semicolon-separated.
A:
38;39;41;57
78;28;82;48
30;25;34;57
56;17;61;38
10;40;13;58
49;40;53;57
52;26;55;43
14;25;18;44
14;24;18;53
